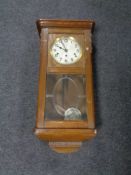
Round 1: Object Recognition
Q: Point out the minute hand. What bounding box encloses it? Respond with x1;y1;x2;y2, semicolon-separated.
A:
60;40;68;52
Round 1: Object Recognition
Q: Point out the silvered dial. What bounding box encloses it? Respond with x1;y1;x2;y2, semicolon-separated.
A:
50;36;82;65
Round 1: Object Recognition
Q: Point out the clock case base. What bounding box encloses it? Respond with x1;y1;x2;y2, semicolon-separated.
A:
34;128;96;153
49;142;82;154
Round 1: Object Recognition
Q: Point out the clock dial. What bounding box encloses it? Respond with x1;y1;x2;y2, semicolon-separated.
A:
50;36;82;65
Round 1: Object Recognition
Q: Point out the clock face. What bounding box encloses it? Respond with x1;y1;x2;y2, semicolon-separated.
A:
50;36;82;65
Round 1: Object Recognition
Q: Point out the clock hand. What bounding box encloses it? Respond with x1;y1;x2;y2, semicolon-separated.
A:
56;45;65;51
60;39;68;52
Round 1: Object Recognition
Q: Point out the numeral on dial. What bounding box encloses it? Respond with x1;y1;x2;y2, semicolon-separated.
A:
74;53;77;57
64;38;68;42
55;53;59;57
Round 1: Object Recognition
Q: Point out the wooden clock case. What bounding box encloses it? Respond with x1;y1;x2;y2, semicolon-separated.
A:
34;19;96;153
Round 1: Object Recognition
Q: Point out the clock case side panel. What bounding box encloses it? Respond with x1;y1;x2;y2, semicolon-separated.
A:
35;28;48;128
84;30;96;129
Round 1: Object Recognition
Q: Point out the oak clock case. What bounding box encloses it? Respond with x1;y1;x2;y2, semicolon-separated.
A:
34;19;96;153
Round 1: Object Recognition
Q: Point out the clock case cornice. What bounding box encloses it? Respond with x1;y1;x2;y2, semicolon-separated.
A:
36;19;95;36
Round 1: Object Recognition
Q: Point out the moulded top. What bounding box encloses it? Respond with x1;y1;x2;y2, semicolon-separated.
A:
36;19;95;35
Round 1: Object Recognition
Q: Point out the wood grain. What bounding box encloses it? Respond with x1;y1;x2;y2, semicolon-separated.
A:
34;128;96;141
84;30;95;129
44;120;88;129
49;142;82;153
36;19;95;36
35;28;48;128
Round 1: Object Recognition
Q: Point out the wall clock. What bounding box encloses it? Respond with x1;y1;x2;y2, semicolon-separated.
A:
34;19;96;153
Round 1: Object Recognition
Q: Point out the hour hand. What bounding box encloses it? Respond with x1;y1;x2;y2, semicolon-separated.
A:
56;45;65;51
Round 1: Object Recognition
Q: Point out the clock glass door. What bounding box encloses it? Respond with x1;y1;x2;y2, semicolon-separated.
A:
45;74;87;121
